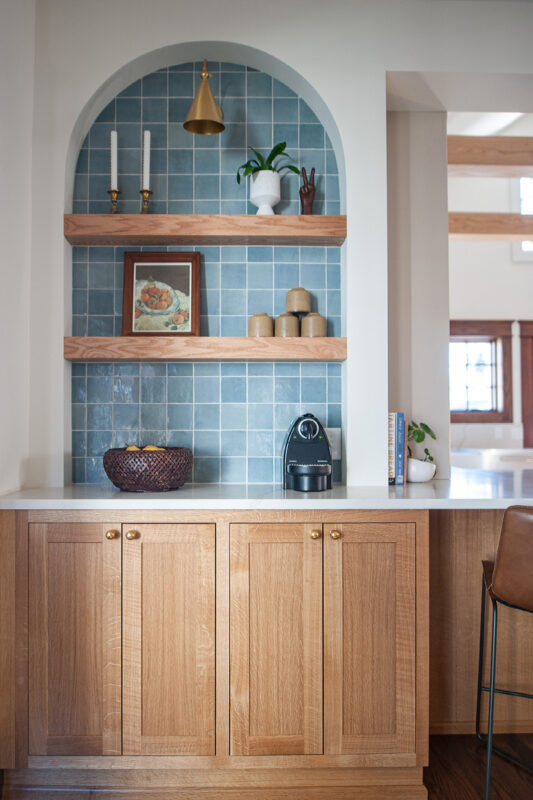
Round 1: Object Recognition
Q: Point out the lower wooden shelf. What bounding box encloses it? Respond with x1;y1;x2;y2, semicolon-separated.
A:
64;336;347;362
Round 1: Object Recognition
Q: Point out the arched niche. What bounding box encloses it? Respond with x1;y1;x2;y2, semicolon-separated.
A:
64;41;347;486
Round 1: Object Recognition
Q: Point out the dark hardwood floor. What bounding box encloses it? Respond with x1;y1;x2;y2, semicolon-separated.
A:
425;735;533;799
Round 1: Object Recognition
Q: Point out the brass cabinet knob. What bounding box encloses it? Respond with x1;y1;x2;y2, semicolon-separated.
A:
310;530;321;540
330;530;341;540
105;530;118;540
126;530;139;540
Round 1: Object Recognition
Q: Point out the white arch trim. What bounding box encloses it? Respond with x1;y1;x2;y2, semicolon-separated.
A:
66;40;346;213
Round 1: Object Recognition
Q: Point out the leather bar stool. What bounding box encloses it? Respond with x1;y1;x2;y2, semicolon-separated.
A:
476;505;533;799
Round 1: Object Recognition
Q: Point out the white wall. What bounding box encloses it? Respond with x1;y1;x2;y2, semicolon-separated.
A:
449;117;533;321
448;115;533;449
0;0;35;492
9;0;533;487
448;195;533;323
388;112;451;476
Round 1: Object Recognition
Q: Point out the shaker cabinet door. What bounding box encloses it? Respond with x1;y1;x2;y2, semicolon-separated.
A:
122;524;215;755
29;523;121;756
324;522;416;756
230;523;323;755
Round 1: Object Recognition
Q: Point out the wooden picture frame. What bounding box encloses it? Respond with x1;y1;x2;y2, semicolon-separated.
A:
122;252;200;336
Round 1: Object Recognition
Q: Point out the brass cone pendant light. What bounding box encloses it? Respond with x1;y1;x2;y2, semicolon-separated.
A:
183;59;225;135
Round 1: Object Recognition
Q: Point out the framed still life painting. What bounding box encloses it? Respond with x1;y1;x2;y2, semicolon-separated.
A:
122;252;200;336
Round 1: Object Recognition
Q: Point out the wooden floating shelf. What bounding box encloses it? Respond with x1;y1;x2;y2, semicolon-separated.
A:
449;212;533;241
64;214;347;247
64;336;347;363
448;135;533;178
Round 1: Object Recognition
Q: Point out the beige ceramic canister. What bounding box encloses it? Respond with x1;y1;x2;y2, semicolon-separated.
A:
248;312;273;337
275;312;299;337
301;312;327;337
286;287;311;314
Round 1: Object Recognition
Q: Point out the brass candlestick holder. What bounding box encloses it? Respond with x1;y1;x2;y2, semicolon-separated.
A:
107;189;120;214
140;189;153;214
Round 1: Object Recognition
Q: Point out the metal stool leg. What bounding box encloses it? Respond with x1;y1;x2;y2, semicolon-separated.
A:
476;573;487;743
485;599;498;800
477;582;533;775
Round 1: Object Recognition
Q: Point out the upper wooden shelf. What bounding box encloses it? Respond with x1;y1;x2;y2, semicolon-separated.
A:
448;135;533;178
64;214;347;247
64;336;347;362
449;212;533;241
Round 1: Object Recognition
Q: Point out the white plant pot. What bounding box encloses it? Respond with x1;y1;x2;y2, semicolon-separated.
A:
407;457;436;483
250;170;280;215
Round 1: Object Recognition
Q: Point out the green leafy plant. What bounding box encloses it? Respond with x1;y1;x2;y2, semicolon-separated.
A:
407;421;436;462
236;141;300;184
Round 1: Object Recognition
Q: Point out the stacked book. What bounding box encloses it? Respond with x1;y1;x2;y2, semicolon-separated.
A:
388;412;407;485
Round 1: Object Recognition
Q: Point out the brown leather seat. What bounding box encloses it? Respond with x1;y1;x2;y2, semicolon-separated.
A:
485;505;533;612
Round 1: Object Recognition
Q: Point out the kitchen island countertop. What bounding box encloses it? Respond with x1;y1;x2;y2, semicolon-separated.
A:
1;466;533;509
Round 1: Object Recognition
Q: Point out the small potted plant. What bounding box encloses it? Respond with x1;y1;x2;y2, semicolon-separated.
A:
407;421;437;482
236;141;300;215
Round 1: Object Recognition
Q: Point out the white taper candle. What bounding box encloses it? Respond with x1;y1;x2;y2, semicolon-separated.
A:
142;130;151;191
110;130;118;190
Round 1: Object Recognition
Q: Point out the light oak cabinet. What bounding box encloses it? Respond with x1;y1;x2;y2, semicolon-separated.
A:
29;523;122;756
28;522;215;757
2;509;428;799
230;523;323;755
230;520;419;759
122;523;215;755
324;522;416;755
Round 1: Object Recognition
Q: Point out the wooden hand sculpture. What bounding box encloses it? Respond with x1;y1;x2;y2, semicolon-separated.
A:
299;167;316;215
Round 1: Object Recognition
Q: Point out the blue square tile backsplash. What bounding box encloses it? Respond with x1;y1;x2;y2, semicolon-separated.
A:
72;62;342;485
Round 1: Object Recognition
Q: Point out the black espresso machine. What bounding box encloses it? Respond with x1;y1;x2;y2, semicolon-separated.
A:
282;413;332;492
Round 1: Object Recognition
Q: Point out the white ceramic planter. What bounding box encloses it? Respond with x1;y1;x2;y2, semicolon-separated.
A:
250;170;280;215
407;457;436;483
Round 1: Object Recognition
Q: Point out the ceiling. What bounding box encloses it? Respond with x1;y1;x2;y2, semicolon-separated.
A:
386;71;533;115
446;112;524;135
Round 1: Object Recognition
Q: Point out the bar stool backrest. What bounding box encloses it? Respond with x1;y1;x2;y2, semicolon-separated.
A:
491;505;533;612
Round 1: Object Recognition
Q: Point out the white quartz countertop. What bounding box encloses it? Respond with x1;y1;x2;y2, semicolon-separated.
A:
2;467;533;510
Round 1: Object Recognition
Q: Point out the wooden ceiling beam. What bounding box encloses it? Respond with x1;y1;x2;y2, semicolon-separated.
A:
449;212;533;241
448;135;533;177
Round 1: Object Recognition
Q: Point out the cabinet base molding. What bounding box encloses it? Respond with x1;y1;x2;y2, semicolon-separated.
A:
2;790;427;800
3;790;428;800
3;768;427;800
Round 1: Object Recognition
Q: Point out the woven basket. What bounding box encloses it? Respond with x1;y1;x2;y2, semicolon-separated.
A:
103;447;193;492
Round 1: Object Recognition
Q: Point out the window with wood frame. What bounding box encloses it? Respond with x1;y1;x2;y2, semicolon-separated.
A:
519;177;533;255
449;321;513;423
511;178;533;261
520;321;533;447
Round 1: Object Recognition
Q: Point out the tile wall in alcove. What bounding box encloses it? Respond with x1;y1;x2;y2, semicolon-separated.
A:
71;62;343;484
